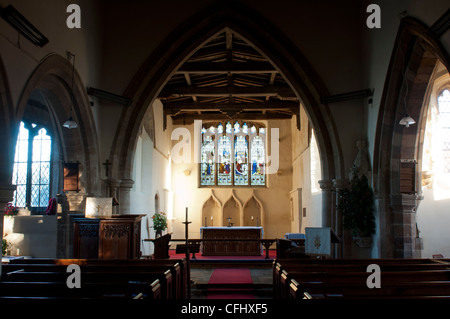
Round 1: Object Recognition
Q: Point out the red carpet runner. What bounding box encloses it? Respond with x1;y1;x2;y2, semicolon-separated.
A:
207;268;255;299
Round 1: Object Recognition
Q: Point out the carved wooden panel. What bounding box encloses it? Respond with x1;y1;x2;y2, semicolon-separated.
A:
201;227;262;256
73;215;144;259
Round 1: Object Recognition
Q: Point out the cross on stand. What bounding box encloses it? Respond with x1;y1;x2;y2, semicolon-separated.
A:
175;208;200;299
227;216;234;227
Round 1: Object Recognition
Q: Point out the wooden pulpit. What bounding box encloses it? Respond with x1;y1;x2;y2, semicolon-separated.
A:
73;214;145;259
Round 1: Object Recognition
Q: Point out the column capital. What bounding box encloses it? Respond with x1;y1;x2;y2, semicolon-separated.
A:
318;179;334;190
120;179;135;189
332;178;349;189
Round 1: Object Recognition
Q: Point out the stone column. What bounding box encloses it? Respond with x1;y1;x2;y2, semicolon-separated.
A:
318;179;334;228
107;179;121;215
391;193;420;258
119;179;134;215
0;184;16;276
333;179;348;258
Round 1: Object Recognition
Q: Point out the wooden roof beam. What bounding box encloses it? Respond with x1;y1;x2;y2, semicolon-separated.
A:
175;61;277;74
159;85;296;98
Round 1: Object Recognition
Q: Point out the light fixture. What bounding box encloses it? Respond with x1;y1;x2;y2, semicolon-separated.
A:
399;115;416;128
0;5;49;47
63;116;78;129
398;46;415;128
63;51;78;129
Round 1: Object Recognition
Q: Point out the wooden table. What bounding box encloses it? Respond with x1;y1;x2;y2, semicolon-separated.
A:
200;227;263;256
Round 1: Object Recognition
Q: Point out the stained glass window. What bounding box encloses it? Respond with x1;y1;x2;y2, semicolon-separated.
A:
200;128;215;186
12;122;52;208
250;133;265;186
234;135;249;185
217;135;232;185
200;121;266;187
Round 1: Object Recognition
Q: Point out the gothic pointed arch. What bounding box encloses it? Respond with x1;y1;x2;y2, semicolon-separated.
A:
243;190;264;229
201;189;222;227
14;54;100;199
373;16;450;258
223;190;242;227
109;2;342;201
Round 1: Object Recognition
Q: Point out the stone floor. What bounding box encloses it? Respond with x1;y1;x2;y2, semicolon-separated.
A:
190;268;273;299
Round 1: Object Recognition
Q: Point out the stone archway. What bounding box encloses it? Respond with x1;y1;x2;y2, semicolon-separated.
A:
110;2;343;222
14;54;100;207
373;17;450;258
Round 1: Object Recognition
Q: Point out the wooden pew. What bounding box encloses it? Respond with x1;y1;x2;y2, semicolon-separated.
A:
2;269;173;299
289;279;450;299
1;258;187;300
5;258;187;299
274;258;450;300
0;280;162;300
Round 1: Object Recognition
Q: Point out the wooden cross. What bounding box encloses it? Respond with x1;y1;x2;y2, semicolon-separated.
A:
97;205;101;213
103;159;112;177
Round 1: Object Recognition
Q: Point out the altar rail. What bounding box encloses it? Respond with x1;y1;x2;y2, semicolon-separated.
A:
144;238;305;259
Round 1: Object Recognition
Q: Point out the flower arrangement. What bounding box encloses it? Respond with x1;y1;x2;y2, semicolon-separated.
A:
152;212;168;236
4;203;18;216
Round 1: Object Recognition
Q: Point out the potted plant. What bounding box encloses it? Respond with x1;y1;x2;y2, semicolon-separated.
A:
2;238;10;256
152;212;168;238
337;166;376;247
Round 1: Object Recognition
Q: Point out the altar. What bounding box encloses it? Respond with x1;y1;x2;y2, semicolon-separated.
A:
200;227;263;256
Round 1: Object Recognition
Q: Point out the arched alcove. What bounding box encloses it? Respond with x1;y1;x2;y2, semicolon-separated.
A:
243;191;264;228
223;191;242;227
201;191;221;227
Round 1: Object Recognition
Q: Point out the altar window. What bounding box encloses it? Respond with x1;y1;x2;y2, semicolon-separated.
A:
200;121;266;187
12;121;52;209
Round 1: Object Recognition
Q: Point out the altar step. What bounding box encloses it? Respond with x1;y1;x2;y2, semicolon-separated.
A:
190;268;273;299
190;260;273;269
192;283;273;299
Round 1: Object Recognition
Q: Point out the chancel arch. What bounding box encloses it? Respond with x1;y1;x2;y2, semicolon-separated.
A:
110;2;341;223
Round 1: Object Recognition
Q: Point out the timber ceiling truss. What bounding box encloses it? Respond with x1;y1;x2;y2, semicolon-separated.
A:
158;29;301;128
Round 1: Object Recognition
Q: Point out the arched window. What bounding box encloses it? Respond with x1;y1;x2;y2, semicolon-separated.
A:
200;121;266;187
12;121;52;209
438;89;450;173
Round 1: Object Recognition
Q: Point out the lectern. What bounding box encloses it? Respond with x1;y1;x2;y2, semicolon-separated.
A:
305;227;341;257
73;214;144;259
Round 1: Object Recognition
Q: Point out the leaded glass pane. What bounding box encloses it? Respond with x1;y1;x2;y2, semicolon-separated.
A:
217;135;232;185
201;134;215;186
12;122;52;208
31;185;40;207
14;185;27;208
251;135;265;186
31;128;51;207
12;122;29;207
234;135;248;185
